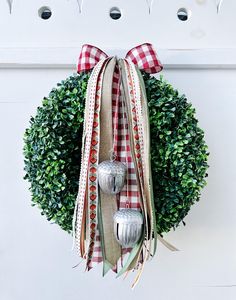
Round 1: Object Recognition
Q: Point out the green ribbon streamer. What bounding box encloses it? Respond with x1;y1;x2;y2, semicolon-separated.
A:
116;236;144;278
136;68;158;256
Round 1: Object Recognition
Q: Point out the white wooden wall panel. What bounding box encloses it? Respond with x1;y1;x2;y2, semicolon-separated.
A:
0;0;236;49
0;1;236;299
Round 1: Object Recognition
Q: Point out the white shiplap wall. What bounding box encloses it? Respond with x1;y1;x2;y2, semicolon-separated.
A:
0;1;236;300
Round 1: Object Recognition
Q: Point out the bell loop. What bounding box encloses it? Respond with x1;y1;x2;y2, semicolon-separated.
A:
126;202;130;209
109;149;116;162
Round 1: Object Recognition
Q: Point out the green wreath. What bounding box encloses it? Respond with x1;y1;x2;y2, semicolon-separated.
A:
23;72;209;234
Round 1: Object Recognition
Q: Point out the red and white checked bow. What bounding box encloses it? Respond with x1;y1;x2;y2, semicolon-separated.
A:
77;43;163;74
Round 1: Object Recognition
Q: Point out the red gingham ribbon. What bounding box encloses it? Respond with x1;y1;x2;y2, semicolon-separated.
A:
77;43;163;74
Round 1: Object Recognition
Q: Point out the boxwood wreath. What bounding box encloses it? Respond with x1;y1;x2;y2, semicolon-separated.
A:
23;72;209;235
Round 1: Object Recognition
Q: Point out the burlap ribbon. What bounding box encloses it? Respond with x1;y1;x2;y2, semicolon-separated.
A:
98;57;121;272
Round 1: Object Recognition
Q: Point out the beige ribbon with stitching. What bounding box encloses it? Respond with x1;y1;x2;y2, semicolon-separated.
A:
119;59;148;271
99;57;121;269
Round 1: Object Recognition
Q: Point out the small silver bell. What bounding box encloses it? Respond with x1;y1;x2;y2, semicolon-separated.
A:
113;209;143;248
98;160;127;194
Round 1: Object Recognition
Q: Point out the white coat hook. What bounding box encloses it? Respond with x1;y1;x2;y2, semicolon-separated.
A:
77;0;84;13
216;0;224;13
6;0;13;14
146;0;154;14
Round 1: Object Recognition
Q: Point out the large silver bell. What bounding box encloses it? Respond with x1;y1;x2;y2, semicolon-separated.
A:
98;160;127;194
113;209;143;248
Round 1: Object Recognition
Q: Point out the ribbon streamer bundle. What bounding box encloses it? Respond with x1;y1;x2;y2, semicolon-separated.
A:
73;43;163;283
23;39;209;285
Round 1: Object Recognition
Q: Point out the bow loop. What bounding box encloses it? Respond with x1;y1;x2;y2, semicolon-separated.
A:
77;43;162;74
77;44;108;73
125;43;162;74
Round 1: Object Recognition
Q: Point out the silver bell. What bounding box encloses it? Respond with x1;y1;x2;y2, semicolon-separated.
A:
113;209;143;248
98;160;127;194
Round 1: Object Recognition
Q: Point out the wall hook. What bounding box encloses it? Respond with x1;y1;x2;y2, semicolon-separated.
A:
216;0;224;13
77;0;84;13
6;0;13;14
146;0;154;14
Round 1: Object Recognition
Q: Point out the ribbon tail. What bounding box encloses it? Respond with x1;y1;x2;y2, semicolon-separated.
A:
133;64;154;258
136;67;176;255
85;58;115;269
157;234;179;251
123;59;155;260
73;57;108;261
116;237;144;278
119;59;149;271
98;57;121;269
97;190;115;276
136;67;158;256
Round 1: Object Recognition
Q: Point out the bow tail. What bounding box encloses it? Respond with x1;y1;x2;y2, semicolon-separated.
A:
97;57;122;274
115;59;157;276
135;66;158;256
73;57;108;263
